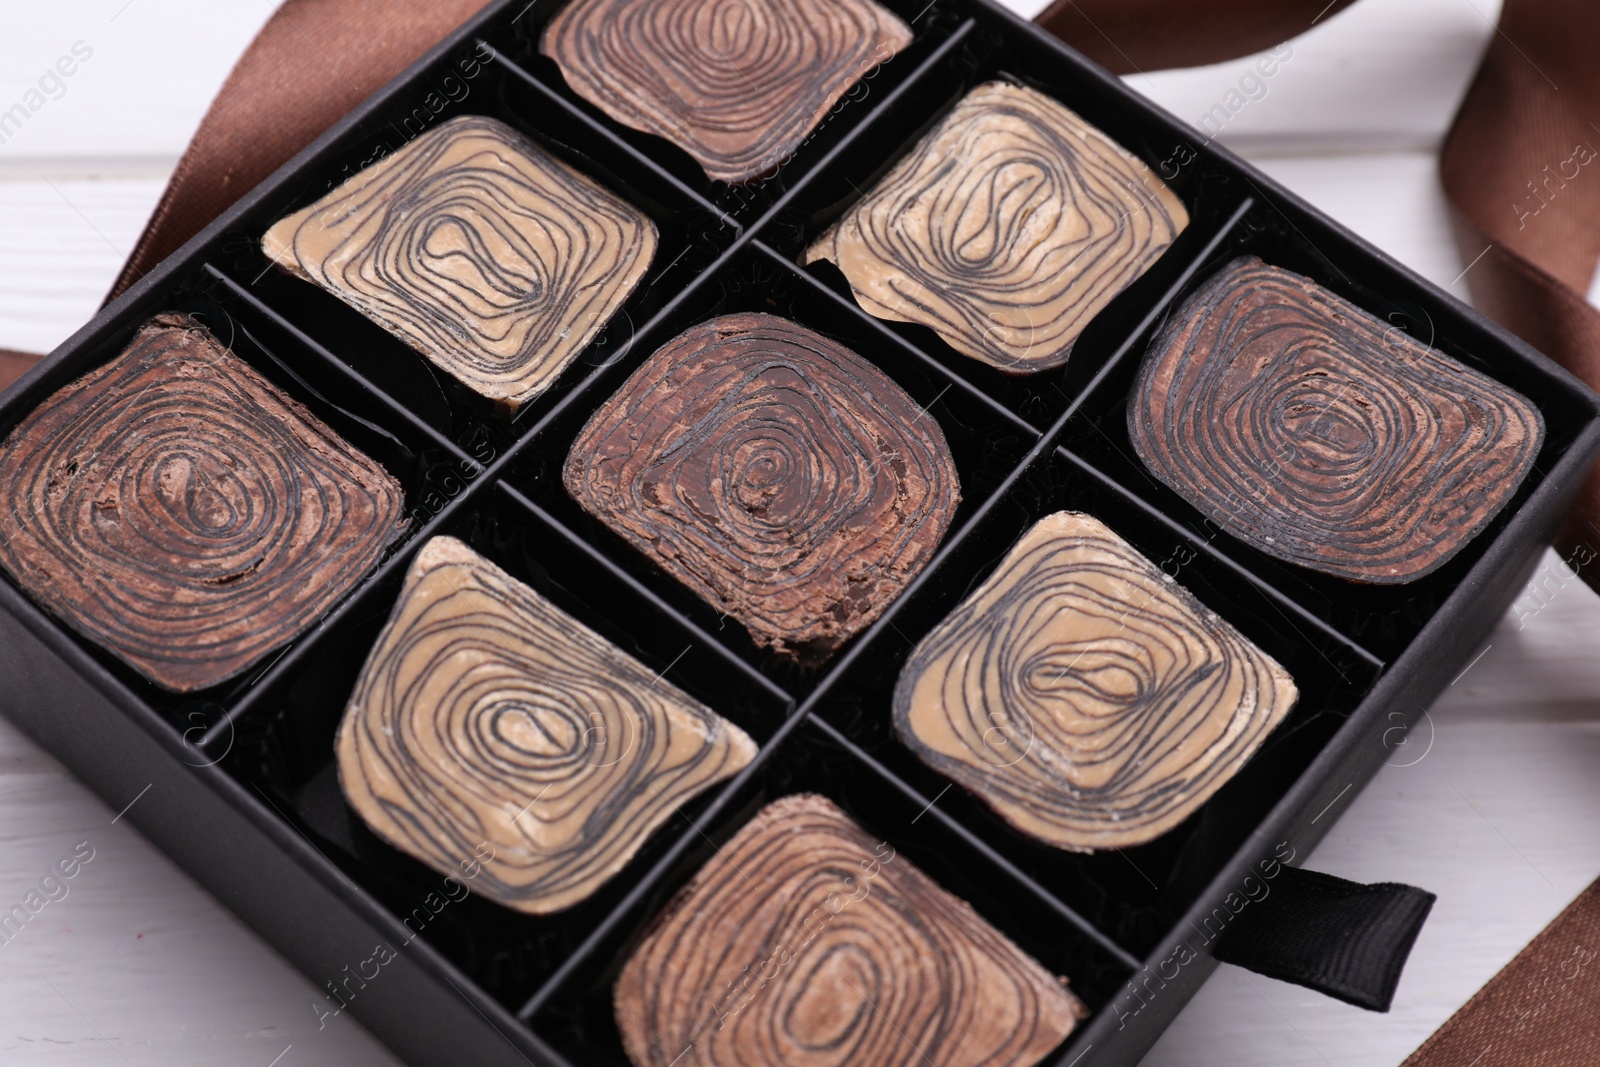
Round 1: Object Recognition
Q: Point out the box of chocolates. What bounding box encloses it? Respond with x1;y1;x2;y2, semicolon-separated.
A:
1;1;1597;1065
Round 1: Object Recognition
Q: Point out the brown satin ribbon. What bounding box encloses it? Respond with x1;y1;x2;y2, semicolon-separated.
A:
1436;0;1600;572
1400;879;1600;1066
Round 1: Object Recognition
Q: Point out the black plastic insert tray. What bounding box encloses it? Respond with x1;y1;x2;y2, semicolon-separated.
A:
1;1;1597;1065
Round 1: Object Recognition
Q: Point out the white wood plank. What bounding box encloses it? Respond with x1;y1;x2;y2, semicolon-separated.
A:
0;1;275;172
0;715;402;1067
999;0;1053;17
0;177;169;353
1247;151;1464;291
1123;0;1504;154
1439;550;1600;711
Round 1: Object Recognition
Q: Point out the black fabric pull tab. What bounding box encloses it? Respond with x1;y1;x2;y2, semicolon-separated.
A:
1213;867;1435;1011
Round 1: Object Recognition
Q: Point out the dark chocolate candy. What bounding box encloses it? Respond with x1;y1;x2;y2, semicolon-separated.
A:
895;511;1297;852
613;793;1087;1067
0;315;406;692
336;536;755;915
807;81;1188;373
1130;256;1545;583
564;312;960;660
541;0;912;183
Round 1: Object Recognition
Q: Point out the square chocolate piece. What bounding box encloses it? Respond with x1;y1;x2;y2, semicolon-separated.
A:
895;511;1297;852
808;81;1188;372
614;794;1086;1067
1129;257;1546;583
564;312;960;659
263;115;656;415
542;0;912;183
0;315;406;692
336;536;755;915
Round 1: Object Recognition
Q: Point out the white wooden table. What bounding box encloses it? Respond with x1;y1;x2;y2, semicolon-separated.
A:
3;2;1599;1064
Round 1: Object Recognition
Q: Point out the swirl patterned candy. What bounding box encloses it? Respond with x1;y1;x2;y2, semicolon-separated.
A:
807;81;1188;373
541;0;912;183
1129;257;1546;583
336;536;756;915
894;512;1297;852
614;793;1087;1067
0;315;406;693
263;115;656;416
564;312;960;660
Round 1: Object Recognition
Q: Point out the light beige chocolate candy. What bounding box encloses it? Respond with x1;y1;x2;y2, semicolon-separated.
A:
336;536;755;914
808;82;1187;373
264;115;656;416
894;512;1296;852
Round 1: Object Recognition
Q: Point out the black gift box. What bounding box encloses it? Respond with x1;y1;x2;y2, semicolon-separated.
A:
2;2;1597;1064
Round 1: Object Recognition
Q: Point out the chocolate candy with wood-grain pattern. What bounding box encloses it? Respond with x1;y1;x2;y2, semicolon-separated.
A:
1129;257;1545;583
564;312;960;660
895;512;1298;852
541;0;912;183
262;115;656;416
336;536;756;915
0;314;407;692
807;81;1188;373
614;793;1087;1067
